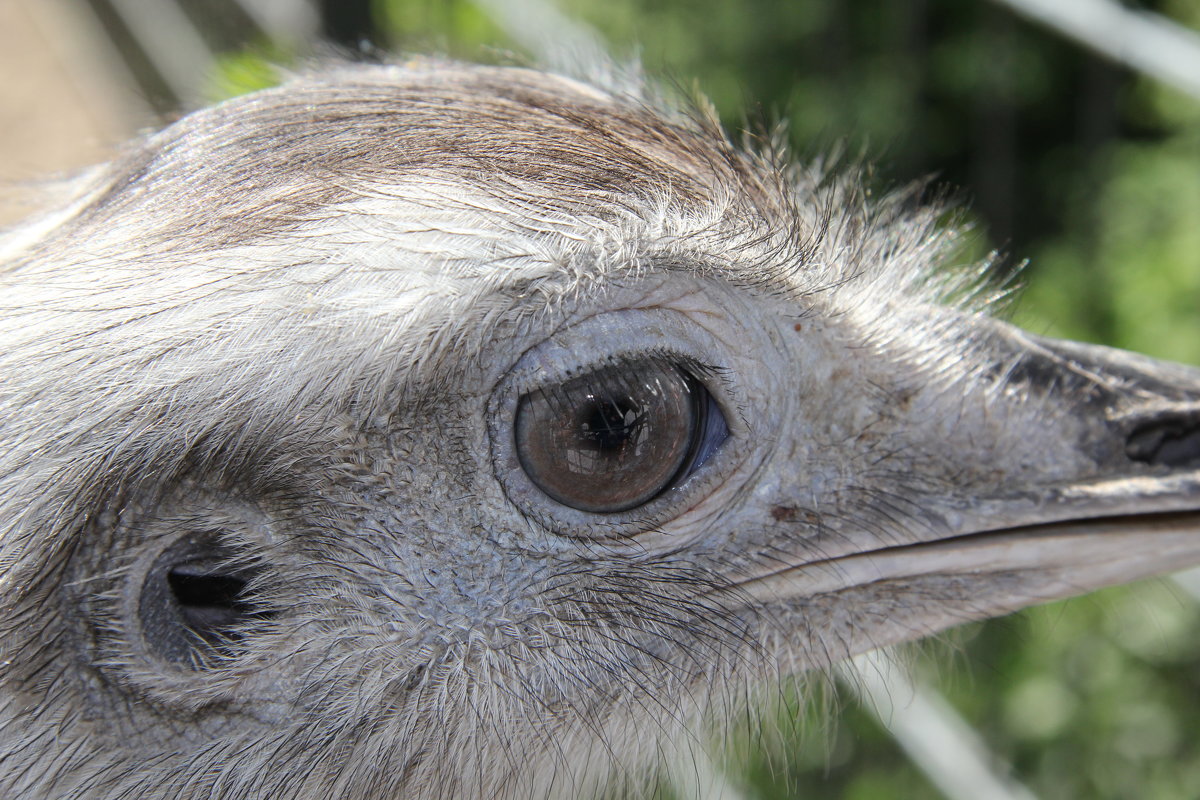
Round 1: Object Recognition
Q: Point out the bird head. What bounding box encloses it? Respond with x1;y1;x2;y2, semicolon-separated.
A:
1;61;1198;799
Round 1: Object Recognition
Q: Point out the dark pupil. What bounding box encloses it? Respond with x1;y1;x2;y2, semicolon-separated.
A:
578;397;642;452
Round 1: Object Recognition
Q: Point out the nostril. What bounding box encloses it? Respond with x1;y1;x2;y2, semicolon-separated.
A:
1125;417;1200;468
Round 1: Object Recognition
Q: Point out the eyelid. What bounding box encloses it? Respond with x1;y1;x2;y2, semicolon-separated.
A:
517;348;728;400
684;384;730;478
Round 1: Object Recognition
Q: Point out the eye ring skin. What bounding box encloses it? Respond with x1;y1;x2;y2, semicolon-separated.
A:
488;303;771;540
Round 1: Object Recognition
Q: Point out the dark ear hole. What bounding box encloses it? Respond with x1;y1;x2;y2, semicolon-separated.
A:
139;535;272;666
167;560;258;646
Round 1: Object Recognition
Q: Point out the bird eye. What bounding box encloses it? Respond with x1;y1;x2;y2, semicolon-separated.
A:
514;360;729;513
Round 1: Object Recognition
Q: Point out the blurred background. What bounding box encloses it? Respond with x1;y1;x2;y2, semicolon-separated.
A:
3;0;1199;797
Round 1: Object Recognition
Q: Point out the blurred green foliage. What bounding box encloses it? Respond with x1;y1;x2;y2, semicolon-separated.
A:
210;1;1200;796
206;46;286;102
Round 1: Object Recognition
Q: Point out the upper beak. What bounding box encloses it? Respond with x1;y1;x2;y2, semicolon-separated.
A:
737;314;1200;622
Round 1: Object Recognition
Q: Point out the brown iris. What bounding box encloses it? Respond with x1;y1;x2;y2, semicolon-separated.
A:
515;361;702;513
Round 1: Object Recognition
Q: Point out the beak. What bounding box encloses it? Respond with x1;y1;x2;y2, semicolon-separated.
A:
737;314;1200;626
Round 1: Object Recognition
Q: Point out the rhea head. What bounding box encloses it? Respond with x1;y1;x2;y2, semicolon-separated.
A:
1;60;1199;799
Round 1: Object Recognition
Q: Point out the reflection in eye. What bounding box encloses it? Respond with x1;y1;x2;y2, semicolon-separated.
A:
515;359;729;513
